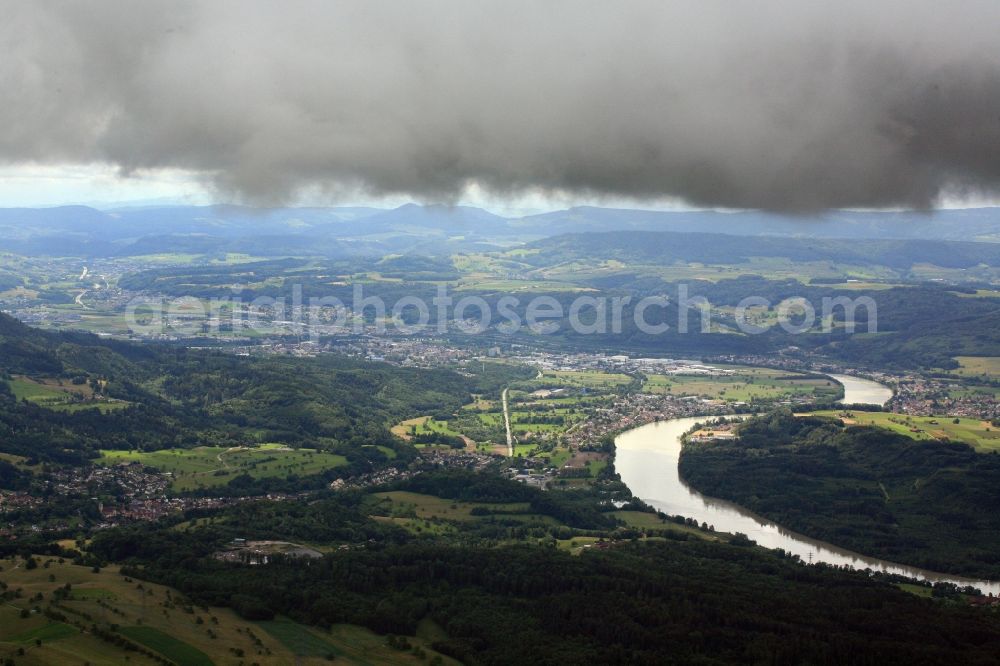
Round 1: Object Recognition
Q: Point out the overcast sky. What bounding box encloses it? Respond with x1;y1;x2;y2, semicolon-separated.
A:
3;1;1000;212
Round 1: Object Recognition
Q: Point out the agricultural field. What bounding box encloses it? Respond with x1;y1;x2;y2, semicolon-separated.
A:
369;491;559;535
41;311;137;336
895;583;935;599
643;366;841;403
119;626;214;666
950;356;1000;379
534;369;632;389
98;444;348;491
611;511;715;539
950;289;1000;298
5;376;128;413
555;514;713;554
478;406;585;435
909;262;1000;283
259;618;457;665
459;396;497;411
813;280;901;290
529;256;898;285
0;452;31;469
411;368;634;456
371;491;533;522
0;556;449;665
538;449;609;478
944;384;1000;401
391;416;464;440
810;410;1000;452
127;252;270;265
555;535;605;553
390;416;474;451
0;286;40;299
531;448;573;468
454;277;591;292
392;370;617;455
510;442;543;457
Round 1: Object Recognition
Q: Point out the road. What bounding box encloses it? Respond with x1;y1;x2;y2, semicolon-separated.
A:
501;387;514;456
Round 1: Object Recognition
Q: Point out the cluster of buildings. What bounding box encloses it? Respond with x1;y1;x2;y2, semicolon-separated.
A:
562;392;734;452
329;449;497;493
685;422;739;443
417;449;496;471
3;461;309;531
222;335;479;366
213;540;324;565
345;336;473;366
330;466;414;491
0;491;45;514
889;376;999;420
94;493;302;527
49;462;169;499
508;468;551;489
501;349;741;378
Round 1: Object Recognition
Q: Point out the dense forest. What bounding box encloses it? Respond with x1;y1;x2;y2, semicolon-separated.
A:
680;411;1000;579
0;312;521;467
86;471;1000;665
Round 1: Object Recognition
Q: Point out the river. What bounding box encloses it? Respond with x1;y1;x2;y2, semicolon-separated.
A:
615;374;1000;595
828;373;894;407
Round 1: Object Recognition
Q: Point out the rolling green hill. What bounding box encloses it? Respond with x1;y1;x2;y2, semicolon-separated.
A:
680;411;1000;579
525;230;1000;270
0;313;474;467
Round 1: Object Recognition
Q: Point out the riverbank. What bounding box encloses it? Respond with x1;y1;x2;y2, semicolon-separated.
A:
614;376;999;595
682;411;1000;582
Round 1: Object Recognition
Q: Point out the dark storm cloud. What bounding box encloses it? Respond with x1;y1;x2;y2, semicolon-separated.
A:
3;0;1000;211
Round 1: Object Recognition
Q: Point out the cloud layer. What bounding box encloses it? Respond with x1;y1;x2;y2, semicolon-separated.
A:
3;1;1000;211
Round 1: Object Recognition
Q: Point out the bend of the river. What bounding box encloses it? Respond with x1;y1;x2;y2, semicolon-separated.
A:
615;374;1000;595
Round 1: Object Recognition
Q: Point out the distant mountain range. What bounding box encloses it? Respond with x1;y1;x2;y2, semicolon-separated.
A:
519;206;1000;242
525;231;1000;270
1;203;999;257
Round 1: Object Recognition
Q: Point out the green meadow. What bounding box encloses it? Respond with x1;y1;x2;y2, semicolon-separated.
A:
535;369;632;389
951;356;1000;379
119;626;214;666
6;376;129;413
643;367;840;403
0;556;449;665
98;445;348;490
810;410;1000;452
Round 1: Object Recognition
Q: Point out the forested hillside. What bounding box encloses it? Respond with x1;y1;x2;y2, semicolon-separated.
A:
680;411;1000;578
0;313;479;465
526;231;1000;269
87;473;1000;665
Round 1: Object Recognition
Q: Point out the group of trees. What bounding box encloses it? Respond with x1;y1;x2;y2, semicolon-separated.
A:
411;431;465;448
0;312;479;477
681;410;1000;579
84;479;1000;665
